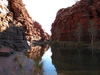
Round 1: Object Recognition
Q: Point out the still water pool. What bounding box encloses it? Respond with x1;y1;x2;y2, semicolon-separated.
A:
41;47;57;75
27;45;100;75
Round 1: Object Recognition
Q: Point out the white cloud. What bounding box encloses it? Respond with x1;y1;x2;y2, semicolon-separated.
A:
23;0;75;34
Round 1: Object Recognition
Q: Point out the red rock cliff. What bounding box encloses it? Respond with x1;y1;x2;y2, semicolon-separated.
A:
10;0;49;41
0;0;49;50
51;0;100;42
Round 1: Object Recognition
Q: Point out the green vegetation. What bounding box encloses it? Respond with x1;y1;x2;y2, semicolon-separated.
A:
32;61;43;75
13;55;20;61
50;41;88;49
50;20;100;49
88;20;97;45
74;22;82;42
52;46;100;75
57;70;100;75
14;54;26;75
14;55;24;68
50;41;100;49
13;54;44;75
54;27;61;40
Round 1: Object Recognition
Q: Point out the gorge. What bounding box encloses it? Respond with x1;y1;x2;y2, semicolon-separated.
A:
0;0;100;75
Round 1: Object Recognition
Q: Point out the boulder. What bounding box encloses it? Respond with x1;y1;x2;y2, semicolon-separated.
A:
0;67;4;75
0;47;13;56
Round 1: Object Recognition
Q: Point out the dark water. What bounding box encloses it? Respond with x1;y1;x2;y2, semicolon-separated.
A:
28;45;100;75
51;47;100;75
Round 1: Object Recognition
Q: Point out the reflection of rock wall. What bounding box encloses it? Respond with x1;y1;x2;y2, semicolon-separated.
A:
27;45;49;61
51;48;100;75
51;48;79;73
0;0;49;50
51;0;100;42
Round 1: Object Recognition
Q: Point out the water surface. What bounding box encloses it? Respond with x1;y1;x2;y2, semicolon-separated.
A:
41;47;57;75
51;47;100;75
27;45;100;75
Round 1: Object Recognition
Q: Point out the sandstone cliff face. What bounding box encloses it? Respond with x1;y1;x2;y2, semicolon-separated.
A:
51;0;100;42
0;0;49;50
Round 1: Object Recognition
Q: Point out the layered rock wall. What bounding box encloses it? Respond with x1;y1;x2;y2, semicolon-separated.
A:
51;0;100;42
0;0;49;50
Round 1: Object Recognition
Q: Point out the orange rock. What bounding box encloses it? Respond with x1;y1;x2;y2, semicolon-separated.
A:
0;0;49;51
51;0;100;42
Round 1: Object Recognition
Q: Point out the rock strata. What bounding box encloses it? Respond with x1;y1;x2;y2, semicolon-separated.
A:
0;47;13;56
0;0;49;51
51;0;100;42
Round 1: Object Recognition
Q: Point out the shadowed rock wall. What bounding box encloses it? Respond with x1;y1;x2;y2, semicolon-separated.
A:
0;0;49;50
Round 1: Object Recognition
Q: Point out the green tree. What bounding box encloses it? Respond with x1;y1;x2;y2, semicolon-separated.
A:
88;20;97;45
54;27;60;41
74;22;82;42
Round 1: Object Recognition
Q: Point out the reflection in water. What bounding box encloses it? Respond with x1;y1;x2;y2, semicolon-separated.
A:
27;45;49;75
51;47;100;75
27;45;49;61
41;47;57;75
27;44;100;75
27;45;57;75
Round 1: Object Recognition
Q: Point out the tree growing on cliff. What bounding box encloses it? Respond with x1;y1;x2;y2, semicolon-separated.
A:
88;20;97;45
54;27;61;41
74;22;82;42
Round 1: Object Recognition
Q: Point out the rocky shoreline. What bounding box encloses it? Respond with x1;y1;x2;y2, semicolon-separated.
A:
0;50;34;75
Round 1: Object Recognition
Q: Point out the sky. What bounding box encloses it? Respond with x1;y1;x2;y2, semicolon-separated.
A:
23;0;78;35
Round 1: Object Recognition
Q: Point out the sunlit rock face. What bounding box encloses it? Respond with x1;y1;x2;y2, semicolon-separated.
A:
0;0;49;50
51;0;100;42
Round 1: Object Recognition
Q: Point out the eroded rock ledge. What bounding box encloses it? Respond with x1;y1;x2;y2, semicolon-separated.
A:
0;0;49;51
51;0;100;42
